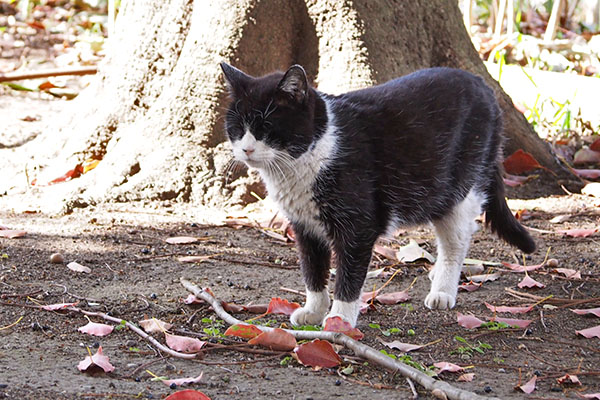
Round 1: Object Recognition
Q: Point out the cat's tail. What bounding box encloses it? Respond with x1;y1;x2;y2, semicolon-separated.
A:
484;168;536;253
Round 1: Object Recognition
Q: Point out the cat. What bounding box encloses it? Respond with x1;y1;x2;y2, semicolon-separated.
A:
220;62;535;328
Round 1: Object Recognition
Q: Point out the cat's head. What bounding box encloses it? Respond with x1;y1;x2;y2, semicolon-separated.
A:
220;63;324;169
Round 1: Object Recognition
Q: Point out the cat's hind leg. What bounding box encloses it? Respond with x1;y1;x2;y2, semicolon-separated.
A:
290;226;331;326
425;190;484;309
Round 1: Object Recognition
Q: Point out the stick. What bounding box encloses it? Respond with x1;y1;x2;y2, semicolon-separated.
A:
544;0;563;42
181;278;500;400
0;66;98;83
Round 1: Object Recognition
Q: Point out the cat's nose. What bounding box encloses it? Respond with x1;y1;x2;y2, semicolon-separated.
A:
242;148;255;156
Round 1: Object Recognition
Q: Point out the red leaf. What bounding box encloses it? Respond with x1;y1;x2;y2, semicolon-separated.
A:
33;165;83;186
484;302;532;314
457;312;484;329
502;261;544;272
557;227;599;238
379;339;423;353
165;390;212;400
375;291;410;304
323;316;364;340
266;297;301;316
77;346;115;373
78;322;114;337
571;307;600;318
163;373;204;387
41;302;78;311
434;362;463;373
503;150;542;174
557;374;581;385
165;236;202;244
591;138;600;152
224;323;263;339
489;316;532;328
165;333;206;353
518;275;545;288
248;328;297;351
519;376;537;394
576;324;600;338
572;169;600;179
0;229;27;239
245;303;269;314
294;339;342;368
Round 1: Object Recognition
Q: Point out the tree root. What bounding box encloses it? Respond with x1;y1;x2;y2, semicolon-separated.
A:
180;278;500;400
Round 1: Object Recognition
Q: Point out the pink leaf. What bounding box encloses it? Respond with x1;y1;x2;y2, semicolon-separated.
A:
78;322;114;337
576;324;600;338
557;227;599;237
457;312;484;329
323;316;364;340
469;272;502;282
573;148;600;165
266;297;301;316
502;261;544;273
165;236;202;244
434;362;463;373
572;169;600;179
571;307;600;318
248;328;297;351
139;318;172;333
294;339;342;368
41;302;78;311
557;374;581;385
489;317;532;328
458;373;475;382
0;229;27;239
183;294;203;304
163;373;204;387
373;244;398;261
165;389;212;400
518;275;545;288
359;300;376;314
519;376;537;394
503;174;530;187
459;282;482;292
165;333;206;353
77;346;115;373
67;261;91;273
484;302;532;314
375;291;410;304
579;394;600;399
379;339;423;352
361;290;381;303
554;268;582;279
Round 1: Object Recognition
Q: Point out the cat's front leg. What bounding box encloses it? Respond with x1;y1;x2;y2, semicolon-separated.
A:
289;225;331;327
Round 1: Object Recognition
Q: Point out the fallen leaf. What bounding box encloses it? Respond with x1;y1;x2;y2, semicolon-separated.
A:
571;307;600;318
78;322;114;337
502;261;545;272
139;318;172;333
294;339;342;368
163;373;204;387
464;258;502;266
67;261;91;273
458;373;475;382
396;239;435;263
323;316;364;340
166;236;202;244
557;227;599;238
82;159;100;174
582;182;600;198
578;393;600;399
224;324;263;339
366;267;387;279
375;291;410;304
549;214;570;223
469;272;502;282
484;302;533;314
248;328;297;351
266;297;301;316
244;303;269;314
177;255;213;263
379;338;423;353
572;169;600;179
41;302;78;311
183;294;203;304
361;290;381;303
434;361;463;373
503;149;542;174
554;268;581;279
518;275;545;288
489;316;532;328
0;229;27;238
557;374;581;385
459;282;482;292
576;324;600;338
457;312;484;329
373;244;397;260
77;346;115;373
591;138;600;152
503;174;531;187
165;389;212;400
573;148;600;165
32;165;83;186
519;376;537;394
461;264;484;276
165;333;206;353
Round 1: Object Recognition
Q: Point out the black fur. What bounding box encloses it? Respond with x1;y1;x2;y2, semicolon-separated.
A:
221;63;535;306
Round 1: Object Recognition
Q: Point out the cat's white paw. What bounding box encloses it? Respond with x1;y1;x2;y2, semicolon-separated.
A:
323;299;361;327
291;307;327;326
424;291;456;310
289;289;330;327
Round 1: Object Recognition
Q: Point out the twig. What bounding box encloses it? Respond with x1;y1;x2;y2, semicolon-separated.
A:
407;377;419;399
0;66;98;82
67;307;196;359
181;278;500;400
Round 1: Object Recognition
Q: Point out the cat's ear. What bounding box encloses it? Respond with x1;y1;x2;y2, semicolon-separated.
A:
276;65;308;104
220;62;250;95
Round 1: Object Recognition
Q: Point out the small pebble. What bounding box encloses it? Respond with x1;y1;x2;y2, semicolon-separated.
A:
498;368;506;373
150;293;157;299
50;253;64;264
550;386;562;392
534;370;541;376
0;384;7;389
141;248;150;254
92;341;100;348
484;386;492;393
546;258;559;268
169;383;177;390
334;380;341;386
134;377;141;382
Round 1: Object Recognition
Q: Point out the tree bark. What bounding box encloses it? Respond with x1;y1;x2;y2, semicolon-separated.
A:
0;0;575;212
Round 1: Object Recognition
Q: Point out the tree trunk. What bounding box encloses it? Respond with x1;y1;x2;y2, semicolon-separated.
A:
0;0;576;213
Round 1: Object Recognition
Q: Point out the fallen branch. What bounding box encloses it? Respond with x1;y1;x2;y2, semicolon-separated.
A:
0;66;98;83
181;278;500;400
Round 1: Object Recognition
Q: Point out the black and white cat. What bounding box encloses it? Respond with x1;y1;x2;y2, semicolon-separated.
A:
220;63;535;328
